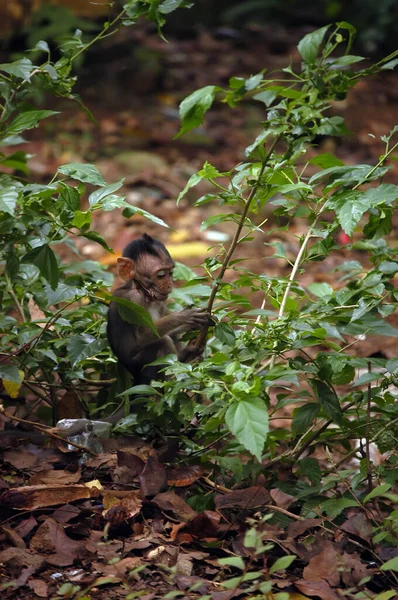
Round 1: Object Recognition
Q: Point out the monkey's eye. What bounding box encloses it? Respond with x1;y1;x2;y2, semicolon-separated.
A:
157;271;166;278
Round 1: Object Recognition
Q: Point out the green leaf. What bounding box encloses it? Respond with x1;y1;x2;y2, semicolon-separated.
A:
0;150;29;174
330;55;364;67
44;283;80;305
253;89;279;107
332;191;368;237
307;282;333;297
297;25;329;63
121;206;169;228
352;372;382;387
7;110;59;134
360;184;398;206
176;172;203;204
320;497;359;518
58;163;106;186
0;182;19;215
72;210;92;229
363;483;391;503
23;244;59;290
67;334;104;366
292;403;320;434
309;153;344;169
218;557;246;570
380;58;398;71
380;557;398;572
0;364;21;383
378;261;398;274
313;380;342;424
299;458;321;484
79;231;113;252
214;322;236;346
88;180;124;207
0;58;34;81
118;384;161;397
158;0;185;14
110;296;158;335
225;397;269;461
269;555;296;574
58;185;80;211
245;129;270;157
177;85;217;137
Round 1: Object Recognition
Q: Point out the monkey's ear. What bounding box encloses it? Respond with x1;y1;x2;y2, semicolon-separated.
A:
117;257;134;281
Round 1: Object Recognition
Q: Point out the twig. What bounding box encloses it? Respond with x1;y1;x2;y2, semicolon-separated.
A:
195;135;281;349
0;405;97;455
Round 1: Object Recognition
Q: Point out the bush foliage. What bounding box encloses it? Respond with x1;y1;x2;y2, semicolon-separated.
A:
0;2;397;578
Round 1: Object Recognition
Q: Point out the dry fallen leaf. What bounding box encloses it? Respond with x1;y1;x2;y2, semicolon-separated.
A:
139;455;168;498
215;486;271;509
166;465;203;487
0;484;93;510
152;490;197;522
29;466;81;486
303;546;340;587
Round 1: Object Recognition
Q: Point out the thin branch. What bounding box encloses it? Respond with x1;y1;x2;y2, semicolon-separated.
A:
195;135;281;349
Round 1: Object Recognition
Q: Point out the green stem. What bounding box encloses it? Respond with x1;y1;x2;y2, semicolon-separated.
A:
195;135;281;348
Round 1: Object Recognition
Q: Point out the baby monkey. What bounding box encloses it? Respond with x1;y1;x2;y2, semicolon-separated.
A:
107;234;210;386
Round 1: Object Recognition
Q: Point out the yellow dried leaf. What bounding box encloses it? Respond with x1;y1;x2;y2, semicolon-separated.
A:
85;479;103;490
3;370;24;398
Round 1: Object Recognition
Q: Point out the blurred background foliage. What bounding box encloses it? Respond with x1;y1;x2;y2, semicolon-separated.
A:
1;0;397;56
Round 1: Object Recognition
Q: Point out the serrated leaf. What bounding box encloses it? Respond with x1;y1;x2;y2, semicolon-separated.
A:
23;244;59;290
360;184;398;206
309;153;344;168
0;58;34;81
7;110;59;134
320;497;359;518
59;185;80;212
110;296;158;335
80;231;113;252
313;380;342;424
214;322;236;346
363;483;391;503
225;397;269;461
177;85;217;137
352;371;382;387
245;129;270;157
67;334;104;366
0;183;18;215
121;206;169;228
72;210;92;229
44;283;80;305
299;457;321;484
58;163;106;186
253;89;279;106
88;180;124;207
307;283;333;297
334;192;368;237
297;25;329;63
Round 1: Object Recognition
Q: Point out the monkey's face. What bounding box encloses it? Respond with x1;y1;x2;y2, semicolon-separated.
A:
118;253;174;301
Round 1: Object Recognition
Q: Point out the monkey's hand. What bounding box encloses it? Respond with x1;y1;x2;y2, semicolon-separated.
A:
178;307;210;328
179;341;205;363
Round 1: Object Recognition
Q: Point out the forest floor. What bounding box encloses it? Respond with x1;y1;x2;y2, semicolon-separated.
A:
1;22;398;600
